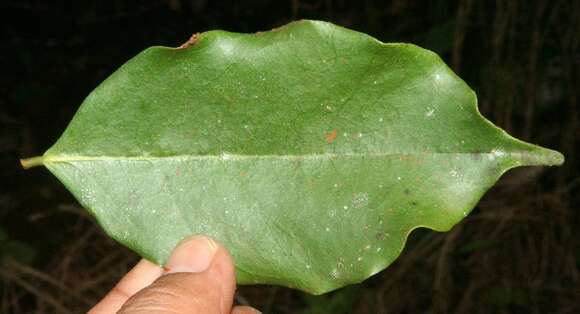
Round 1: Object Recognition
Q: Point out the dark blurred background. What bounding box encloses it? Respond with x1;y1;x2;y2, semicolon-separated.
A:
1;1;578;313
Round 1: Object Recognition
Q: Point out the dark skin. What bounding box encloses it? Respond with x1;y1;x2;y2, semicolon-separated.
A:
89;236;260;314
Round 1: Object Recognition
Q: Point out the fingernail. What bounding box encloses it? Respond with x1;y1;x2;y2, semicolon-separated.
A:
165;235;219;273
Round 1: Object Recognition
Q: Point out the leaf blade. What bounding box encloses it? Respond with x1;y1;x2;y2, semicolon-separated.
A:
31;20;563;294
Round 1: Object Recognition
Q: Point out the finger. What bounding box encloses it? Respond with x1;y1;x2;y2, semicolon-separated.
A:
232;305;262;314
88;259;163;314
118;235;236;314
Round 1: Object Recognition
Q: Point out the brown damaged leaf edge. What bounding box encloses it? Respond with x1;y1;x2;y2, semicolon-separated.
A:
19;20;564;295
177;32;200;49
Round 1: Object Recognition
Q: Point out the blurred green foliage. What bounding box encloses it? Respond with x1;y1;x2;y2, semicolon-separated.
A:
0;227;36;265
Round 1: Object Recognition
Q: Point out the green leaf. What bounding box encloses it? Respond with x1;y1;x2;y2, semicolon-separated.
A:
20;20;563;294
0;240;37;265
0;227;37;265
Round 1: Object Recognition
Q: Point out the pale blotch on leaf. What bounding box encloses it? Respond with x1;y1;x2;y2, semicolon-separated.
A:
352;192;369;209
330;268;339;279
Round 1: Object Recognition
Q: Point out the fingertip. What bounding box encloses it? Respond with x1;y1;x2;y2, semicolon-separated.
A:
232;305;262;314
105;235;240;314
166;235;220;273
130;235;237;313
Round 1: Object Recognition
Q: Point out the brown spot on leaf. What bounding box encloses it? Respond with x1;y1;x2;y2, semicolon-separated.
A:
240;171;247;177
325;129;338;144
399;155;423;164
177;33;200;49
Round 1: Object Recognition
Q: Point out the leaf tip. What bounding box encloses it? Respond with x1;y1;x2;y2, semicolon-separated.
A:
544;149;565;166
515;147;565;167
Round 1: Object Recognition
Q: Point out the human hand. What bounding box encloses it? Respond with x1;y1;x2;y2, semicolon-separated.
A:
89;235;260;314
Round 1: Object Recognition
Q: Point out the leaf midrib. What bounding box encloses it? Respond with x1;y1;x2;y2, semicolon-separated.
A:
21;149;562;169
40;151;521;163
